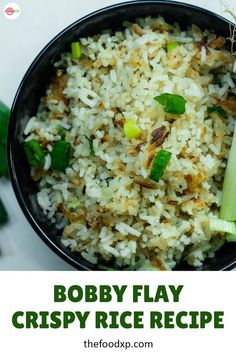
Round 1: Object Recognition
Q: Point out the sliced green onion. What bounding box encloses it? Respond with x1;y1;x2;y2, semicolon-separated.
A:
24;140;45;167
0;101;10;147
150;149;172;182
210;218;236;234
167;41;178;53
220;122;236;221
226;234;236;242
0;101;10;177
118;108;124;117
56;69;64;77
71;41;81;59
207;106;227;118
0;198;8;224
51;140;72;172
124;119;142;139
154;93;186;114
84;135;95;156
0;145;8;177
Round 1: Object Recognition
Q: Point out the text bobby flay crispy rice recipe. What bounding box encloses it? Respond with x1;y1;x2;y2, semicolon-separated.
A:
0;272;234;354
11;284;224;329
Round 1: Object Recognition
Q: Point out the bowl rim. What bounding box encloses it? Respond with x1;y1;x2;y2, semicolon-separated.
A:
8;0;236;271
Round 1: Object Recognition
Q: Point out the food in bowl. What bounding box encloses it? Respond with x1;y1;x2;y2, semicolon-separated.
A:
23;16;236;270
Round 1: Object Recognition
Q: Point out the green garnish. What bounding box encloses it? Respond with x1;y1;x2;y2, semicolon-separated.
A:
0;101;10;177
24;140;45;167
124;119;142;139
210;218;236;234
118;108;124;117
154;93;186;114
105;178;111;187
207;106;227;117
56;69;64;77
149;63;154;70
0;145;8;177
51;140;72;172
167;41;178;53
150;149;172;182
0;198;8;225
220;122;236;221
84;135;95;156
71;41;81;59
209;218;236;243
0;102;10;226
226;234;236;242
0;101;10;147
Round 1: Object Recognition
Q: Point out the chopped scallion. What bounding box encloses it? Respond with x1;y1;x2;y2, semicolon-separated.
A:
84;135;95;156
0;101;10;177
226;234;236;242
167;41;178;53
24;140;45;167
207;106;227;117
209;218;236;234
154;93;186;114
149;63;154;70
56;69;64;77
51;140;72;172
220;122;236;221
0;145;8;177
0;101;10;147
150;149;172;182
124;119;142;139
71;41;81;59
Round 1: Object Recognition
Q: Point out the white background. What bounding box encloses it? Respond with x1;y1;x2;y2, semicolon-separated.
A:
0;0;235;270
0;272;235;353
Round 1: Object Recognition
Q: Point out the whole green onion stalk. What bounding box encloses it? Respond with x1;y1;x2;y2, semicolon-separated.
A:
0;100;10;224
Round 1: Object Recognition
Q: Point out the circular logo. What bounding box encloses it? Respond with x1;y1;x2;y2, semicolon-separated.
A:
3;3;21;19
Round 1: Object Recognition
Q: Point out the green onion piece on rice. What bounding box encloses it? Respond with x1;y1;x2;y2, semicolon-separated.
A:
220;122;236;221
150;149;172;182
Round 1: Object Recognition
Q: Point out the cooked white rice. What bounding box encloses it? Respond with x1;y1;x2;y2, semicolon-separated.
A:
24;16;236;270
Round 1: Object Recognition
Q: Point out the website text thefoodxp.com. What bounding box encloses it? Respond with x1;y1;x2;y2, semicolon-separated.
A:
83;339;154;350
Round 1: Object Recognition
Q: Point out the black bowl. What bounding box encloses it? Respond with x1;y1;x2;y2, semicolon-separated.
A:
8;0;236;271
